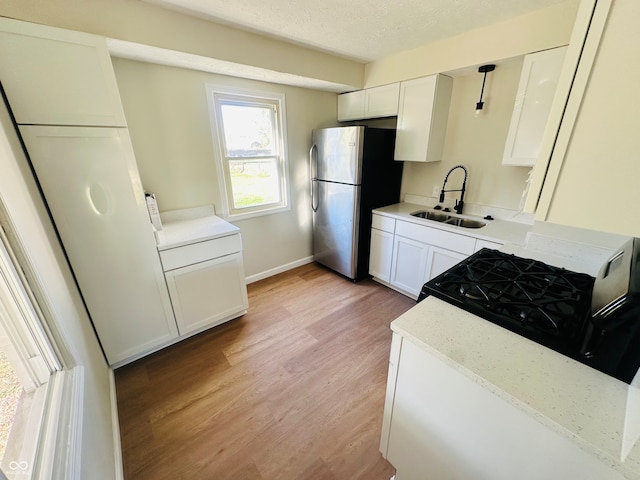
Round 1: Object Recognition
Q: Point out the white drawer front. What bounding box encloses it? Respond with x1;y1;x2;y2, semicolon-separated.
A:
395;220;475;255
372;214;396;233
160;234;242;271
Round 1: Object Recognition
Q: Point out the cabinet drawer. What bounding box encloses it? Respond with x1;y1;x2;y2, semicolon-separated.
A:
160;234;242;271
395;221;475;255
372;214;396;233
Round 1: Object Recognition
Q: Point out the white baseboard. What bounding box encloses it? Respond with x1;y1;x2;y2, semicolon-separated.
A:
109;369;124;480
245;256;314;284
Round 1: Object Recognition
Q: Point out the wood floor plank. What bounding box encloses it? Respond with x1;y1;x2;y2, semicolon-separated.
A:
115;263;415;479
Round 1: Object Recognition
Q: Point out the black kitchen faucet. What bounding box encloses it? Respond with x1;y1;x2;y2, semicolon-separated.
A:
439;164;468;214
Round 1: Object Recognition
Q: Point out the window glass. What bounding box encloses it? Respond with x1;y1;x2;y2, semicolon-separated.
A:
219;104;277;158
207;86;289;219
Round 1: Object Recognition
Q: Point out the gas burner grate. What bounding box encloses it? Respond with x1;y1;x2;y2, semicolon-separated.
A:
422;249;595;354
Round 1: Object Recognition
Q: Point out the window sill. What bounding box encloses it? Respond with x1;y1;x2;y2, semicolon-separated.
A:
2;367;85;480
225;204;290;222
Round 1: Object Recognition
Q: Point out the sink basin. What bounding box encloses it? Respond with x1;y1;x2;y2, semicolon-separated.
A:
445;218;486;229
410;210;486;229
410;210;451;222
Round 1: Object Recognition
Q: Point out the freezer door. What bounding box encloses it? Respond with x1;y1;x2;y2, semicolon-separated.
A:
313;126;364;184
312;180;360;279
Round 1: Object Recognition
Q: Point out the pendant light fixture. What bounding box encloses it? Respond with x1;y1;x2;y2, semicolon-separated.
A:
475;64;496;115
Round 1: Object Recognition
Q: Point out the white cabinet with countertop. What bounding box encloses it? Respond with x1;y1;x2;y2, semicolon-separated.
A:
389;219;476;298
337;83;400;121
381;296;637;480
0;18;127;127
370;203;524;300
502;47;567;167
382;329;627;480
394;74;453;162
157;208;248;337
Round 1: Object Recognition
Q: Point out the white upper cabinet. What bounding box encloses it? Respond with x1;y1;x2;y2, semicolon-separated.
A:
502;47;567;167
394;74;453;162
0;18;127;127
338;90;366;121
363;83;400;118
337;83;400;121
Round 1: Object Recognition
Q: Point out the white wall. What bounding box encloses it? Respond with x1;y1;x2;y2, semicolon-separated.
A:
111;58;338;278
0;103;117;479
401;58;530;212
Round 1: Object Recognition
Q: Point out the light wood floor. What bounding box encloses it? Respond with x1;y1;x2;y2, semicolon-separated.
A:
115;263;416;479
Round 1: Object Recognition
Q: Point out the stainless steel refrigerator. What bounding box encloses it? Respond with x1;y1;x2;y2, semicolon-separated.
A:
310;126;403;280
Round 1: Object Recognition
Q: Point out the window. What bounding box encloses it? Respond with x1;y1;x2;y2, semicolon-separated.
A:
0;203;81;480
207;85;289;219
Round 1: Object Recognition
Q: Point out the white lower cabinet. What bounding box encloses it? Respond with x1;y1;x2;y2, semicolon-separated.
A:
369;214;397;283
390;235;430;298
369;228;395;283
165;252;248;336
426;245;467;280
384;219;477;299
160;232;248;337
370;215;505;299
381;334;625;480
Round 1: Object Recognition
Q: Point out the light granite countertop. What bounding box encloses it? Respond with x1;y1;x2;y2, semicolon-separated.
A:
392;296;640;479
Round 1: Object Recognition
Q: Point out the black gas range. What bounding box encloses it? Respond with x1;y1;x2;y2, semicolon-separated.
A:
418;239;640;384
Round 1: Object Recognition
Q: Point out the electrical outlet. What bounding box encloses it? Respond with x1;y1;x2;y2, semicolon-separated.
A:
432;186;440;197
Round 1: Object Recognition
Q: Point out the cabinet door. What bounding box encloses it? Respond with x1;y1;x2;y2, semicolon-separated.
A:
426;246;467;282
365;83;400;118
369;228;395;282
19;126;177;365
337;90;366;121
502;47;567;167
165;253;248;336
390;236;430;299
395;74;453;162
0;18;126;127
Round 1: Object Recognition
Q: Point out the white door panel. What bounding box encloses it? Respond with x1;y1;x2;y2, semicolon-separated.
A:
20;126;177;364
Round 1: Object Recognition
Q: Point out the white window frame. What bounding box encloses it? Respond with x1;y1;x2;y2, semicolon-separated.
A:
0;217;83;480
206;84;290;220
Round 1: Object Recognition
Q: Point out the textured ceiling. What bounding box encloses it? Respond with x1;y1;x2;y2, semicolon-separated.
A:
142;0;568;62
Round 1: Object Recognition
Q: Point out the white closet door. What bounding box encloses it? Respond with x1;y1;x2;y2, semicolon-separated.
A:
19;126;177;365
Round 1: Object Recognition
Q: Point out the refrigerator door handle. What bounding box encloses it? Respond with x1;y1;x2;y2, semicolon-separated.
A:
310;144;319;212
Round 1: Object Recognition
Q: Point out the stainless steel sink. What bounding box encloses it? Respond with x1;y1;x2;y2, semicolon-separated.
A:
410;210;451;222
410;210;486;229
444;217;486;229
